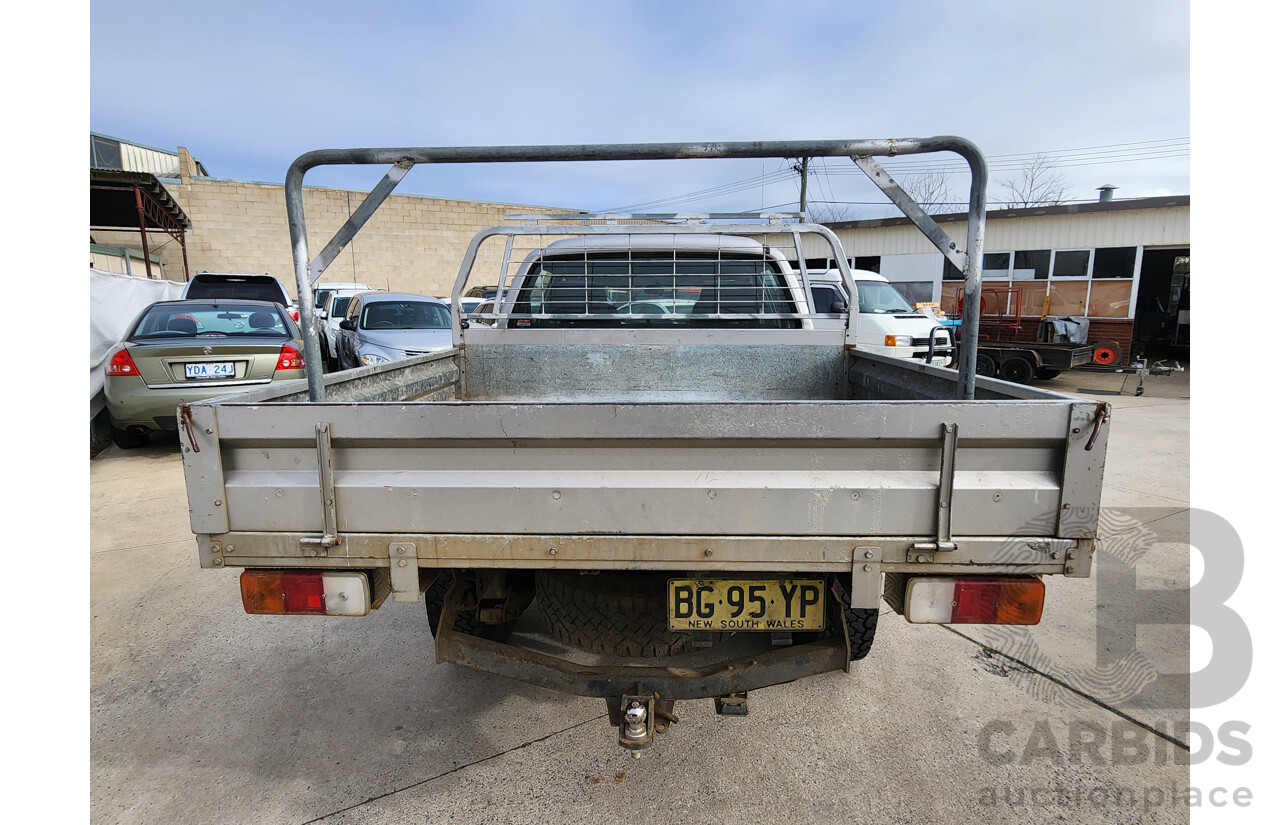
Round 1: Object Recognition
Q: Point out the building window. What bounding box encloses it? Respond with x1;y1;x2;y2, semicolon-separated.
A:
789;258;836;273
1052;250;1091;278
1013;250;1051;280
936;245;1138;319
983;252;1011;280
853;256;880;273
1092;247;1137;278
1047;281;1089;314
1088;280;1133;317
91;135;123;170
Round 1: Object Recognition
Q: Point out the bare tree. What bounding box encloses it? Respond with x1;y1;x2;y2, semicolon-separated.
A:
807;201;858;223
898;170;954;214
998;154;1070;207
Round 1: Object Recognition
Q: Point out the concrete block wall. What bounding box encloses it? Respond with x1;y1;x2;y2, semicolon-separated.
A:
153;153;573;299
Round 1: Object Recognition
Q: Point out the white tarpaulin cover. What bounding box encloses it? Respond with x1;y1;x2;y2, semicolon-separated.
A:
90;268;185;407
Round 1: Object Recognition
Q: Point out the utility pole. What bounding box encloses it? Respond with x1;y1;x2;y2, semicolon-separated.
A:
792;157;810;214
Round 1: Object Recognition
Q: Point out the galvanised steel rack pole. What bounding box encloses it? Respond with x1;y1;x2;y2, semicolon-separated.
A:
284;138;987;402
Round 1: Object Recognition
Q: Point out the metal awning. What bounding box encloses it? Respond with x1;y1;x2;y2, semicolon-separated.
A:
90;169;191;279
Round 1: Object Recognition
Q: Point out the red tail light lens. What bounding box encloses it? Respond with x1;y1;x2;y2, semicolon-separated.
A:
289;309;300;322
106;348;140;376
904;576;1044;625
275;344;305;371
284;573;327;614
241;571;324;614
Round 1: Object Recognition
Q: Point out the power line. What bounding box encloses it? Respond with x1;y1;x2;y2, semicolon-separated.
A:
599;138;1188;212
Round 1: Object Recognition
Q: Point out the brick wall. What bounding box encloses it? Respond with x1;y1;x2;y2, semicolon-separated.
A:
127;159;573;300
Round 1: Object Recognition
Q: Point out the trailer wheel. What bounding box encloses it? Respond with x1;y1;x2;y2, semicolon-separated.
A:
975;353;997;377
534;571;695;657
425;570;517;643
1034;367;1062;380
1000;356;1034;384
1092;341;1122;365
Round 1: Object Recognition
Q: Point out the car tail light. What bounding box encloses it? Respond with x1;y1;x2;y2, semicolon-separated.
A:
904;576;1044;625
240;571;370;616
106;348;140;376
289;308;300;322
275;344;305;371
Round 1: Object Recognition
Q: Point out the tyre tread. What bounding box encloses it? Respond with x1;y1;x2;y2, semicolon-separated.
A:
534;571;691;658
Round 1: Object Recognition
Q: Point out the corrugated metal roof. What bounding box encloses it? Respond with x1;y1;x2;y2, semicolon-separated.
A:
823;195;1189;230
826;196;1190;257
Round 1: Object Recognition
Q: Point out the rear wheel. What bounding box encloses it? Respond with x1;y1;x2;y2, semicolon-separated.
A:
833;577;879;661
975;353;997;377
425;570;517;643
90;409;113;458
110;426;149;449
535;571;693;658
1000;356;1034;384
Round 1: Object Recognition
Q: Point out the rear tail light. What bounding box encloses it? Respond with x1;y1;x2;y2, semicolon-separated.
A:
904;576;1044;625
289;309;300;322
275;344;305;371
240;571;370;616
106;348;140;376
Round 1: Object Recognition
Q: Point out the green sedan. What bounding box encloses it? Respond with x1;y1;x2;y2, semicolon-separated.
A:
103;299;307;448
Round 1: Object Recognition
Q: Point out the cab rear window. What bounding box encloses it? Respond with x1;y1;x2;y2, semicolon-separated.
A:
510;253;799;328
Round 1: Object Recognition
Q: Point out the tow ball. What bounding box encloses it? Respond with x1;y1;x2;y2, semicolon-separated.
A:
612;694;679;758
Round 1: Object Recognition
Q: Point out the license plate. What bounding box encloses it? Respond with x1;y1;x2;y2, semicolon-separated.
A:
668;578;826;631
185;362;235;379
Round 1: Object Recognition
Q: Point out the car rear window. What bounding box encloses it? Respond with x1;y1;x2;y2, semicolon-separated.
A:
131;303;291;339
186;276;288;305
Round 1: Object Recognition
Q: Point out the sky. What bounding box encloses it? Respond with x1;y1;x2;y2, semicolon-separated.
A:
88;0;1191;217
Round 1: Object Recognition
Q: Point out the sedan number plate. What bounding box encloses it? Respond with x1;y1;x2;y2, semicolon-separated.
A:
668;579;826;631
185;362;235;379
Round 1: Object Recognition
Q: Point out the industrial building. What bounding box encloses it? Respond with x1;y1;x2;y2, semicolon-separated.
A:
821;196;1190;361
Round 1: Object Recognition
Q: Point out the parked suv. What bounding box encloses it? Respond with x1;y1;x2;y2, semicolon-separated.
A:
183;273;298;321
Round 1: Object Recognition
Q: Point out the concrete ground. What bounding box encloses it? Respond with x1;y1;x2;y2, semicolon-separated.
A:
90;366;1192;824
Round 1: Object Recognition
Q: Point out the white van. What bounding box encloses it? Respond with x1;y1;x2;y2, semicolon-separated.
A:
313;282;371;319
806;269;953;366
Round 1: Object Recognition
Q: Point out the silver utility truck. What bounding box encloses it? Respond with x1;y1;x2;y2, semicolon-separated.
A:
177;139;1110;757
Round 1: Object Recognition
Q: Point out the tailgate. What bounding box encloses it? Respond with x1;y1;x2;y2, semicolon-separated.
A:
182;396;1105;544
